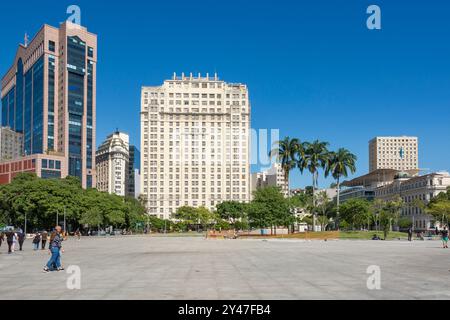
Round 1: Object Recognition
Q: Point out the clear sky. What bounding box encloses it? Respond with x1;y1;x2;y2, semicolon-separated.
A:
1;0;449;189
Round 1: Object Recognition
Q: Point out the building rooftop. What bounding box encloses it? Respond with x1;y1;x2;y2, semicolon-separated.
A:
342;168;420;188
369;136;418;142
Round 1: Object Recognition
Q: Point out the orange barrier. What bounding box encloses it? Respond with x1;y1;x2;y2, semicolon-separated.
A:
208;230;238;239
207;230;340;240
238;231;340;240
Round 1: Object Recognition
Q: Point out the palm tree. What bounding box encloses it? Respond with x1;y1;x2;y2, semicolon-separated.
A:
269;137;300;196
326;148;357;230
300;140;330;231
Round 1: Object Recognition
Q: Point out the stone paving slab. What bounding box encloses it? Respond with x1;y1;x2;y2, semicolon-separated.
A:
0;237;449;300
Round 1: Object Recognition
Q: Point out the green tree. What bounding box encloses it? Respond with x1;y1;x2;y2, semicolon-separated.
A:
398;217;413;229
314;191;334;231
384;197;404;231
427;201;450;227
174;206;198;226
377;198;404;239
325;148;357;230
339;199;371;230
216;201;247;224
370;199;385;231
0;173;147;232
249;187;292;235
80;208;104;228
379;210;392;240
124;197;147;230
270;137;302;195
197;207;215;231
299;140;330;231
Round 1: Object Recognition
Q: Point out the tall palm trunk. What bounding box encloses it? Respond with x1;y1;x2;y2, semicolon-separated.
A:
285;169;294;234
312;172;317;232
336;177;340;231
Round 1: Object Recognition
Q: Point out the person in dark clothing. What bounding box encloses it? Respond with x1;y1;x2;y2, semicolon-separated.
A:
41;231;48;250
32;233;41;250
18;231;26;251
408;227;413;242
441;227;449;249
5;230;14;254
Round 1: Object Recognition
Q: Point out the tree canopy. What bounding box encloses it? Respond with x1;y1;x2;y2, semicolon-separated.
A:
426;188;450;226
0;173;147;231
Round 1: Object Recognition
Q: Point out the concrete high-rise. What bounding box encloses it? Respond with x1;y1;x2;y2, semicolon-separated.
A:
96;131;129;196
369;136;418;173
128;145;141;198
141;73;251;219
0;22;97;188
251;163;288;198
0;126;23;161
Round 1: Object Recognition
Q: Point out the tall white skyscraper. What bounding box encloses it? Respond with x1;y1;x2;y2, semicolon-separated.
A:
141;73;251;219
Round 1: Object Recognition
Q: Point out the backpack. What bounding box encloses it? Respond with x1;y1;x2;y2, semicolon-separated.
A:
33;235;41;244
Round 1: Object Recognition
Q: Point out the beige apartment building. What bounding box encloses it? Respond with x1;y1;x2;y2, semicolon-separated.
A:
0;126;23;161
251;163;289;198
369;136;418;172
1;21;97;188
141;73;251;219
375;171;450;231
96;131;130;196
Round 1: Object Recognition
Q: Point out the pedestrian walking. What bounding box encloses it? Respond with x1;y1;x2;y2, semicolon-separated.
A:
408;227;413;242
0;231;4;248
5;230;14;254
43;226;65;273
75;229;81;241
12;231;17;252
18;231;26;251
32;233;41;250
41;231;48;250
441;227;449;249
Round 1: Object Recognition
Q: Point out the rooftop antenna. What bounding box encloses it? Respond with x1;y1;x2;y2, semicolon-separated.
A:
24;33;29;47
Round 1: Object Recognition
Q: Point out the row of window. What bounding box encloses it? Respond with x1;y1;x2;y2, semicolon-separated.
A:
145;92;247;99
41;159;62;170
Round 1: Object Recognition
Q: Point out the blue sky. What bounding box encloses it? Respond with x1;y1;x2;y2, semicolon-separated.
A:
1;0;449;188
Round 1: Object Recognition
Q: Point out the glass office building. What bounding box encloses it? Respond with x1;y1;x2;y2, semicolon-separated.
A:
0;22;97;188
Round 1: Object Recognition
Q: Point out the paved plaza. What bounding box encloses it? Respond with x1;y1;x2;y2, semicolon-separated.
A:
0;236;449;300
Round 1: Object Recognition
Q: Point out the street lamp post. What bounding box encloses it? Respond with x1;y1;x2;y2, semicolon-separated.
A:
64;206;67;233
